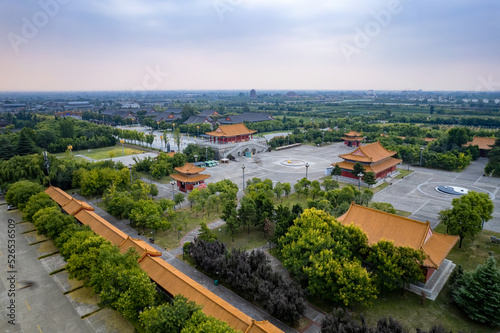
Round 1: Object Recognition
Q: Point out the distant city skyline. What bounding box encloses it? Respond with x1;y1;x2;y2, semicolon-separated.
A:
1;1;500;92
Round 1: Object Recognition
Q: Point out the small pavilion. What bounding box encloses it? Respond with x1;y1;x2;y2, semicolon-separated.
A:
333;141;402;180
205;123;257;144
342;130;364;147
463;137;496;157
170;163;210;192
338;203;459;282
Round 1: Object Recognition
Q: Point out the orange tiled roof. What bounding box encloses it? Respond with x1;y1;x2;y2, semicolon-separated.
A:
334;157;402;174
206;123;257;137
463;137;496;150
61;197;95;215
345;130;362;137
74;210;128;246
47;188;283;333
171;173;211;184
339;141;397;163
337;203;458;268
119;237;162;261
175;163;206;175
341;136;364;141
45;186;73;206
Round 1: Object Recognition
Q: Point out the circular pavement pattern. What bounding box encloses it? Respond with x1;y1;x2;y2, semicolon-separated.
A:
435;185;469;196
280;159;307;166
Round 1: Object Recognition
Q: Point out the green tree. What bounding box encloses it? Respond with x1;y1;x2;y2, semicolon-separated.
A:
33;206;76;240
452;256;500;327
331;164;342;181
439;203;482;248
174;193;185;208
363;171;376;186
16;128;37;156
174;127;182;151
59;118;75;138
237;196;257;234
371;201;397;214
139;295;201;333
282;182;291;198
22;192;58;222
273;181;284;202
351;161;365;178
129;199;162;233
456;191;494;228
65;235;113;281
322;178;339;191
304;252;377;307
198;222;217;242
6;180;44;210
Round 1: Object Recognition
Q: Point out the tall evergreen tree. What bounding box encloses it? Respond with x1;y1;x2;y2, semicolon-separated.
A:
15;129;36;156
452;256;500;327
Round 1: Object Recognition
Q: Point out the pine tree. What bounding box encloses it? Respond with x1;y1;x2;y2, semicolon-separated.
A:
16;129;36;156
452;256;500;326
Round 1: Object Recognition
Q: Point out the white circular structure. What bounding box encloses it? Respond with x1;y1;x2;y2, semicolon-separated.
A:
435;185;469;196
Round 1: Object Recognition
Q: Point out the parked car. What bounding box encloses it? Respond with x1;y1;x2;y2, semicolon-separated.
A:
7;205;17;211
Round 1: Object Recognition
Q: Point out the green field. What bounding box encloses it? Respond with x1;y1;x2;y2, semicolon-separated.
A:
53;145;147;160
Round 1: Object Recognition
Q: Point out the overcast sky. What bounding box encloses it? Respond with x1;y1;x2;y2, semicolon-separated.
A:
1;0;499;92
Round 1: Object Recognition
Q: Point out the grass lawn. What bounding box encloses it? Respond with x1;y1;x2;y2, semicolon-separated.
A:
395;168;414;179
81;145;145;160
213;224;270;251
150;207;221;250
137;172;174;185
51;145;147;160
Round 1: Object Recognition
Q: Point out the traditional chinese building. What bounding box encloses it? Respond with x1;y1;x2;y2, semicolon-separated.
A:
334;141;402;180
463;137;496;157
338;203;459;283
205;123;257;144
342;130;364;147
170;163;210;192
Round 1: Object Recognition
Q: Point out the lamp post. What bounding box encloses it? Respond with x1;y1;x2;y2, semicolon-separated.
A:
358;172;364;191
420;147;425;167
67;145;73;155
128;164;133;183
120;139;124;156
241;164;246;191
194;154;198;164
197;125;199;137
160;135;163;151
287;124;290;145
305;162;310;179
321;131;324;146
170;180;176;209
43;151;51;185
205;147;208;161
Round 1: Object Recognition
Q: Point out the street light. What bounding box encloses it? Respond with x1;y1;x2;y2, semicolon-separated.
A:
170;180;176;209
43;151;51;186
197;125;199;137
305;162;310;179
67;145;73;155
128;164;133;183
420;147;425;167
194;154;198;164
205;147;208;161
160;135;163;151
358;172;364;191
241;164;246;191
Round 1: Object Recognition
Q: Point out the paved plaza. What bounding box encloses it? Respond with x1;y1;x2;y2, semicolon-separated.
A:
192;142;500;233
